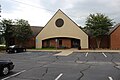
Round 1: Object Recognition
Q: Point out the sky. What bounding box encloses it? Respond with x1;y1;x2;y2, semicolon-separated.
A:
0;0;120;27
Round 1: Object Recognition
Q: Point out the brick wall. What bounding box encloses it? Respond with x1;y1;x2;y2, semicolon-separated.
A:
89;36;109;49
42;38;71;48
16;37;35;48
62;39;71;48
50;39;56;47
110;25;120;49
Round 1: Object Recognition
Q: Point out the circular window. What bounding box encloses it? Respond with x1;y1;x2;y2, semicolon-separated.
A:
55;18;64;27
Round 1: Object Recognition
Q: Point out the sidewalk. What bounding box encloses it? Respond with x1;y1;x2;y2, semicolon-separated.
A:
27;49;120;52
54;50;73;56
27;49;120;56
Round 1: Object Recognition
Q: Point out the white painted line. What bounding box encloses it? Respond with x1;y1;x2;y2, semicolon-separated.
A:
1;70;26;80
55;73;63;80
85;52;88;57
108;76;113;80
102;52;107;57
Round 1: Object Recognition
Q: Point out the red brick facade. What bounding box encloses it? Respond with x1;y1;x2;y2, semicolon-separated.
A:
14;26;43;48
15;37;35;48
89;36;110;49
110;24;120;49
42;38;80;48
62;39;71;48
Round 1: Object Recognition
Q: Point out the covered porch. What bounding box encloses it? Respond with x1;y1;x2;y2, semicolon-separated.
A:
42;37;80;49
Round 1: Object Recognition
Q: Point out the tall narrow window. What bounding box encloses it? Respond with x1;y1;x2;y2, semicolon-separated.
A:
59;40;62;46
46;40;50;47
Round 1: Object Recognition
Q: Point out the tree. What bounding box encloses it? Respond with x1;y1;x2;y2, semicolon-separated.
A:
0;18;32;47
0;19;14;47
14;19;32;46
85;13;114;48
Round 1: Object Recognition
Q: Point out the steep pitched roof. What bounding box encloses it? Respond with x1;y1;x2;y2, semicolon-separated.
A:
109;23;120;35
40;9;88;36
59;9;88;35
31;26;43;37
36;9;88;48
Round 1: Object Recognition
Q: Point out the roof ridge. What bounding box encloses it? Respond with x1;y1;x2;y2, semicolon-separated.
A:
109;23;120;35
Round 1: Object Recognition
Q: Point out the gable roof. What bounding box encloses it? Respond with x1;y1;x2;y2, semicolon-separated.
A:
109;23;120;35
36;9;88;48
40;9;88;35
60;9;88;35
31;26;43;37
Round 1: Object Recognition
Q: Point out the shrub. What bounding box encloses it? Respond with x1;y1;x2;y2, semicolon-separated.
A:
0;46;6;51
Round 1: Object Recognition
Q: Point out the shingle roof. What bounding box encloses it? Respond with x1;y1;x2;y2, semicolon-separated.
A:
108;23;120;35
31;26;43;37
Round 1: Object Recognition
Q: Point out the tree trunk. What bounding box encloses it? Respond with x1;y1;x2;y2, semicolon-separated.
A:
96;37;102;49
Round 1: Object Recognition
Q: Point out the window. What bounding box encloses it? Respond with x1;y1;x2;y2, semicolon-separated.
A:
59;40;62;46
46;40;50;47
55;18;64;27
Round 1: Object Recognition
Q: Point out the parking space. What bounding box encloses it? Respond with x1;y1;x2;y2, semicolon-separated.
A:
0;51;120;80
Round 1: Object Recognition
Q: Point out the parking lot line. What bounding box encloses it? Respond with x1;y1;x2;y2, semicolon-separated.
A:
85;52;88;57
1;70;26;80
108;76;113;80
102;52;107;57
55;73;63;80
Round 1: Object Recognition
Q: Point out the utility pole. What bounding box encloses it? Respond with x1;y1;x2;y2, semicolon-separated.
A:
0;5;1;17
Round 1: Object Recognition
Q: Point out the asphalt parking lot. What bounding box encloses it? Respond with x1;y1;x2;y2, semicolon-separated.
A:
0;51;120;80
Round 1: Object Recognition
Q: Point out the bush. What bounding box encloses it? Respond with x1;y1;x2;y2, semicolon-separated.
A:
58;46;68;49
0;46;6;51
42;46;55;49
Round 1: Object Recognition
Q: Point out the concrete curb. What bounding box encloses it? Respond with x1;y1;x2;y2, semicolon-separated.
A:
26;49;62;52
27;49;120;53
74;50;120;53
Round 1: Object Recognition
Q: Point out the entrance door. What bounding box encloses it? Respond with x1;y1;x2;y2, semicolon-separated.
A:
71;39;80;48
59;39;62;47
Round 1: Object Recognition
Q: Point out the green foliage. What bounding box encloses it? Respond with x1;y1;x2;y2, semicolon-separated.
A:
85;13;114;48
14;19;33;44
0;19;14;47
0;35;4;44
42;46;55;49
0;19;33;47
0;46;6;51
85;13;114;37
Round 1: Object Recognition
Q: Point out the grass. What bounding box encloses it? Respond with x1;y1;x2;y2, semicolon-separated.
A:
35;47;57;50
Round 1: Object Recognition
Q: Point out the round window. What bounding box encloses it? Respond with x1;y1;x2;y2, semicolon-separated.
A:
55;18;64;27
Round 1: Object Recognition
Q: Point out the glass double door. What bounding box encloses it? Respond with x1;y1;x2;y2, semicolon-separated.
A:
71;39;80;48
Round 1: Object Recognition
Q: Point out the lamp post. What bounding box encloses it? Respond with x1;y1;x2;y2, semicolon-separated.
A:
55;39;58;51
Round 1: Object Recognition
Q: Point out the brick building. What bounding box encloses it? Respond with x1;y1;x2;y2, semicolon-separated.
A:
109;23;120;49
15;26;43;48
35;9;120;50
24;26;43;48
88;35;110;49
36;9;88;49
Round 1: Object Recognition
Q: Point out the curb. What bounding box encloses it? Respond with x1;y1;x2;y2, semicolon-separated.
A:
27;49;120;53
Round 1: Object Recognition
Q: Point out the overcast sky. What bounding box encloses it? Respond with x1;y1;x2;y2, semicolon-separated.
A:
1;0;120;27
